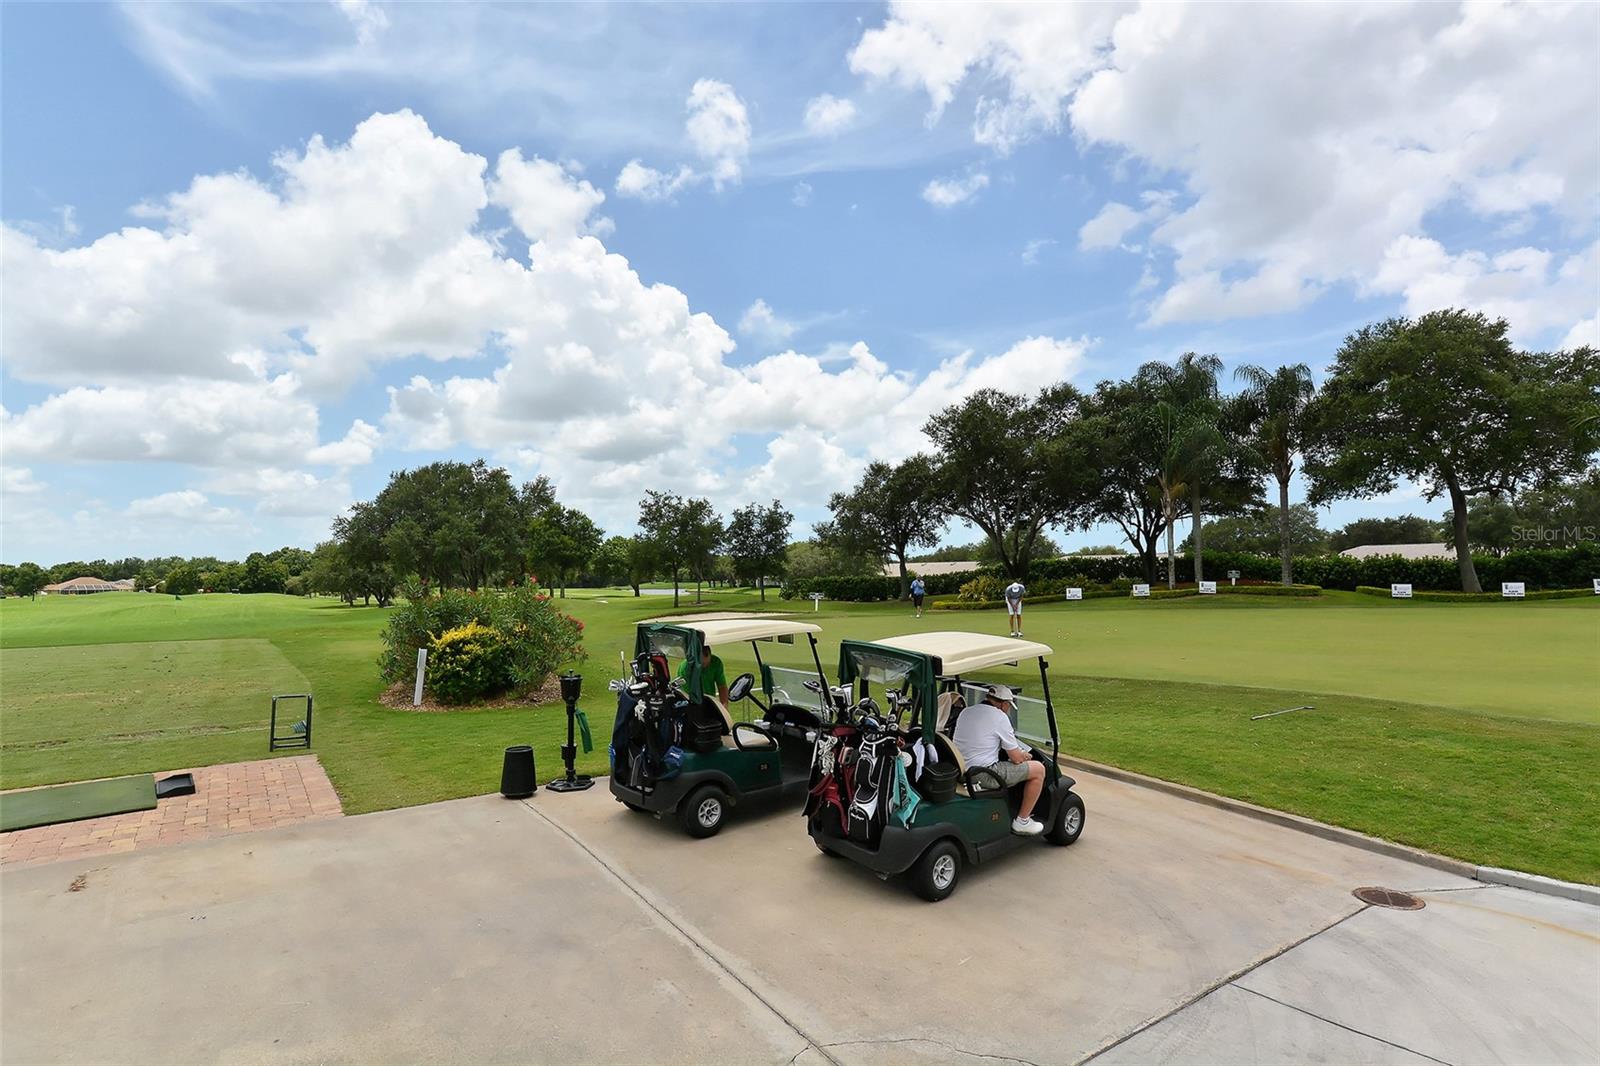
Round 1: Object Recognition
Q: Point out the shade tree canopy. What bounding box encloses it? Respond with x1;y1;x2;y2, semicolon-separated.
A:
817;455;945;596
923;386;1100;580
725;500;793;599
1304;309;1600;591
527;504;603;598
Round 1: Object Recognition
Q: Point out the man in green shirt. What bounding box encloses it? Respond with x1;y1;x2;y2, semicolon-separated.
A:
678;643;731;708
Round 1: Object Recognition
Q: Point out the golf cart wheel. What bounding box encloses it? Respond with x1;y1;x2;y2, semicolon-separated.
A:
679;785;727;838
1047;791;1085;846
910;840;962;902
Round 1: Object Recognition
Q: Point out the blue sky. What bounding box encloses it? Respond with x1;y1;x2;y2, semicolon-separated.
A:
3;1;1596;564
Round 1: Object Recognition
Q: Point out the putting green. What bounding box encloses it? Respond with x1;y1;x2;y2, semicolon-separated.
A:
1;774;156;832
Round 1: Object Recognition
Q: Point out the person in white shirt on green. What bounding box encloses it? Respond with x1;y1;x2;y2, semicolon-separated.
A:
1004;580;1026;637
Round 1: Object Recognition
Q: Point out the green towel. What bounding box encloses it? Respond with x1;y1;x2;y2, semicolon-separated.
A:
575;710;593;753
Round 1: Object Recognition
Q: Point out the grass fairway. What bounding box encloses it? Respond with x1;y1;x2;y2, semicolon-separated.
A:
2;639;309;785
1;589;1595;882
1002;594;1599;723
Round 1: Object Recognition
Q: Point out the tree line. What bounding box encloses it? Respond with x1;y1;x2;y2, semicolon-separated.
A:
816;309;1598;593
1;548;313;599
305;459;795;608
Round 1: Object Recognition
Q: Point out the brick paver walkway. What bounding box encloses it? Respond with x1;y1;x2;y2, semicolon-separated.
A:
0;756;341;868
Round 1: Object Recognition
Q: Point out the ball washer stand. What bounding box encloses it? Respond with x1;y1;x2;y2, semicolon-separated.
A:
546;672;595;793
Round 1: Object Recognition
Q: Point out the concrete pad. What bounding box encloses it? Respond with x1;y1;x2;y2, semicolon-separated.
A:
535;767;1479;1065
1234;885;1600;1065
1090;984;1437;1065
0;796;809;1065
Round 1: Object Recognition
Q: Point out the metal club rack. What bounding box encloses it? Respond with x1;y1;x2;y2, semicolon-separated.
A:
269;693;314;751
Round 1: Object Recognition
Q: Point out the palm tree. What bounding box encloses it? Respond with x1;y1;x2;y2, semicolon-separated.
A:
1143;353;1225;588
1234;362;1316;585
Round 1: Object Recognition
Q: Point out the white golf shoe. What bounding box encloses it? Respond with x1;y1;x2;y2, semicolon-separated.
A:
1011;816;1044;836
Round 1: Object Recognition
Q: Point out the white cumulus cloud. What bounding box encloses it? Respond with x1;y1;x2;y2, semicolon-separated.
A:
126;490;242;525
922;171;989;208
803;93;857;136
4;107;1095;539
739;299;797;344
613;79;752;201
851;2;1599;341
685;79;751;189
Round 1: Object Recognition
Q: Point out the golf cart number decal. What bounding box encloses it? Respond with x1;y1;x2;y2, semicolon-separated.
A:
991;812;1001;822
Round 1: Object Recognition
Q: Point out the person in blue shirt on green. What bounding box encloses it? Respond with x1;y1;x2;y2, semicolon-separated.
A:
678;643;730;707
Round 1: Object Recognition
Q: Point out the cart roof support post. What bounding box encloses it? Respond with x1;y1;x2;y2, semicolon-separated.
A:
1038;658;1059;758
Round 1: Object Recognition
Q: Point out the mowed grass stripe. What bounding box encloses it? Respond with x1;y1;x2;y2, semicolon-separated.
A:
1;638;310;786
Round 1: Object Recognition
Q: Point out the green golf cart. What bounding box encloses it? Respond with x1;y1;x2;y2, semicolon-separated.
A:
806;632;1084;901
609;615;836;838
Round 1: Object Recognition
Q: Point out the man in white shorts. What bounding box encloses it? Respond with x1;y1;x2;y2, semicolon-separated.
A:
951;684;1045;835
1004;580;1026;637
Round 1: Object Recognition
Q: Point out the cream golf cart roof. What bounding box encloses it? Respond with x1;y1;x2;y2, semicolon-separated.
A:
869;632;1053;675
646;614;821;645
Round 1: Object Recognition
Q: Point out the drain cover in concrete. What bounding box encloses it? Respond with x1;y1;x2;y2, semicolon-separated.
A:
1352;886;1425;910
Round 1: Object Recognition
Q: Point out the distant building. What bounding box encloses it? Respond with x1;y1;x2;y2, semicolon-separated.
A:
886;560;982;577
1338;542;1453;560
40;576;134;595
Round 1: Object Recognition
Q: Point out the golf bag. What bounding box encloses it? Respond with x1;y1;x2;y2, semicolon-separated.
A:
846;733;899;845
613;653;687;789
805;726;854;837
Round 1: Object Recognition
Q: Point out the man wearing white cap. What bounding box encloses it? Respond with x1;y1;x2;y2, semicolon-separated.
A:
951;683;1046;835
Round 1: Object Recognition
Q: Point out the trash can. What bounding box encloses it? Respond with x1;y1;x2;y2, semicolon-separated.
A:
501;745;537;798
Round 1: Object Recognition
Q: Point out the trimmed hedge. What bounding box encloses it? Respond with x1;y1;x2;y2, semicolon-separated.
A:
781;570;972;602
1149;584;1322;600
780;575;898;601
1354;585;1598;602
784;543;1600;599
931;591;1123;611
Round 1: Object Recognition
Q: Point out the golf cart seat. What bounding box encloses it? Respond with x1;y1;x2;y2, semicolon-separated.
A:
936;691;965;736
764;703;822;741
704;696;776;751
927;731;1006;798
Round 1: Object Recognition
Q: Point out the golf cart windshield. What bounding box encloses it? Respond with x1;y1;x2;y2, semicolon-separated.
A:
836;639;937;733
635;623;702;695
869;632;1059;755
645;615;828;706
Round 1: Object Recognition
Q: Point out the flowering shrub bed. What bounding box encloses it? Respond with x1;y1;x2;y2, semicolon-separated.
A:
428;622;514;704
377;584;585;704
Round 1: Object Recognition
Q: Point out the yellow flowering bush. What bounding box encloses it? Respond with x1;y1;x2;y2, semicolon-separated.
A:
427;621;514;704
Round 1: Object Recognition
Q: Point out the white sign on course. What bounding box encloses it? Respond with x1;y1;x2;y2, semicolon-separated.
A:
1227;569;1241;586
1065;587;1083;601
1132;584;1151;598
1501;581;1526;598
1199;580;1218;595
413;647;428;706
809;592;824;612
1391;583;1413;599
1593;578;1600;595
